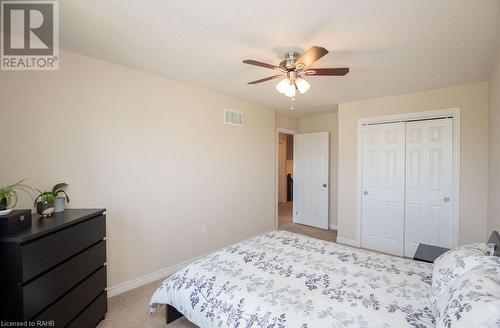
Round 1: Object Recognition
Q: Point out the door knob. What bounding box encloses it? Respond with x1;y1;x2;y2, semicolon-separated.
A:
323;184;327;187
364;191;368;196
443;197;450;203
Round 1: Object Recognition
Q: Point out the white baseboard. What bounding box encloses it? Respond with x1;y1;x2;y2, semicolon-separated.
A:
336;236;361;247
107;229;277;298
329;224;337;230
107;253;204;298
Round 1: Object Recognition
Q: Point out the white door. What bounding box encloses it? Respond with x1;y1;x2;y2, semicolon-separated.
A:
405;118;454;257
361;123;406;256
293;132;329;229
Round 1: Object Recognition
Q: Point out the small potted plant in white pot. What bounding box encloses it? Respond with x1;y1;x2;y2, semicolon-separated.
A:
0;179;33;215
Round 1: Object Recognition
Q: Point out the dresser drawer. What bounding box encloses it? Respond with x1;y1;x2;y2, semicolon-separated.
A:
22;241;106;319
67;291;107;328
35;266;106;326
21;215;106;282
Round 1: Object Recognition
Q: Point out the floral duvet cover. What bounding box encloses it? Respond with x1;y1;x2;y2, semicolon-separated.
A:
150;230;434;328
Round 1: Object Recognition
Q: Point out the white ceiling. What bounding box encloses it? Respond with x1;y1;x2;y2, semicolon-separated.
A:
60;0;500;116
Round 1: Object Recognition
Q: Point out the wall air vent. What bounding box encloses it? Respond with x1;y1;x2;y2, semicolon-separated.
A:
224;109;243;126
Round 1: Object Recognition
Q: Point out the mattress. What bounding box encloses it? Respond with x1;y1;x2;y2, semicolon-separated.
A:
150;230;434;328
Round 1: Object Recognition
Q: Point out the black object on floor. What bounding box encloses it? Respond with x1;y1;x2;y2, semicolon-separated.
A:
166;304;184;324
287;174;293;202
413;243;450;263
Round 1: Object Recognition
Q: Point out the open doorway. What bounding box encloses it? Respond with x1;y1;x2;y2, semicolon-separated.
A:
276;128;337;243
277;132;294;226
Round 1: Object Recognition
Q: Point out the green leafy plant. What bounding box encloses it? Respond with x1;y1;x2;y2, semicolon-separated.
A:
0;179;33;210
34;191;56;204
34;183;70;206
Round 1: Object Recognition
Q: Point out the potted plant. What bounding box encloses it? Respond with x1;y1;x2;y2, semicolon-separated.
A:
34;183;71;217
52;183;70;212
0;179;33;215
34;190;57;217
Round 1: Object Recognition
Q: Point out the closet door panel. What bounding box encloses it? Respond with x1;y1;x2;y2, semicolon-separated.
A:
404;118;454;257
361;123;405;256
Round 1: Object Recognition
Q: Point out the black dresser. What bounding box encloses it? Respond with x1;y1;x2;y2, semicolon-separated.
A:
0;209;107;327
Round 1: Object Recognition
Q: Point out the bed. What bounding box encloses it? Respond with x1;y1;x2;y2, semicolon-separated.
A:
150;230;438;327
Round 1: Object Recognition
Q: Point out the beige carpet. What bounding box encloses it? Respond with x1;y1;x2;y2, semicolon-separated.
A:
278;202;337;242
97;203;337;327
97;278;196;328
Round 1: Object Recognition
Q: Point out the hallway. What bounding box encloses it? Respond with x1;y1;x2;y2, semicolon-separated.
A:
278;202;337;242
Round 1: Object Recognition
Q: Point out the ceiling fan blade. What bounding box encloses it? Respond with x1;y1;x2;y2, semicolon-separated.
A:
304;67;350;76
243;60;279;70
247;74;283;84
297;46;329;68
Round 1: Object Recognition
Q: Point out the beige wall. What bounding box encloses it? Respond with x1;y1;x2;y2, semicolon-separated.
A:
0;50;276;288
275;111;299;131
489;48;500;235
299;112;339;228
338;82;489;245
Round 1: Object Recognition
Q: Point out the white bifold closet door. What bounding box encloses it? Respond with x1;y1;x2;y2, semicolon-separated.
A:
361;118;454;257
405;118;453;257
361;122;406;256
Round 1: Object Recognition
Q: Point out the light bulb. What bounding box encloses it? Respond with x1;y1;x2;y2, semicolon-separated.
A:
295;77;311;94
276;78;290;94
284;84;296;97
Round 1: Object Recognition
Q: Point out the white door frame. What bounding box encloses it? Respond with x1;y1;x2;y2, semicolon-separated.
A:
276;127;298;229
356;108;461;250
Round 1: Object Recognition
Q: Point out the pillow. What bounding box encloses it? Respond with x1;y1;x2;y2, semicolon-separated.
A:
431;243;494;304
434;256;500;328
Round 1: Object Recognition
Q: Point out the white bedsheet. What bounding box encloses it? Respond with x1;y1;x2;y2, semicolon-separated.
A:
150;230;434;328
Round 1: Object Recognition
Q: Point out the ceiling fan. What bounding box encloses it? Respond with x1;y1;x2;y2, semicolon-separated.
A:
243;46;349;97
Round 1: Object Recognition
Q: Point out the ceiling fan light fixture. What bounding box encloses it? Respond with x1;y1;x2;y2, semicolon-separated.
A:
244;46;349;98
295;77;311;94
276;78;291;94
284;85;296;97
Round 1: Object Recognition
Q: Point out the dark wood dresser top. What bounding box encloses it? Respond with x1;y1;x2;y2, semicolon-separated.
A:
0;208;106;244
